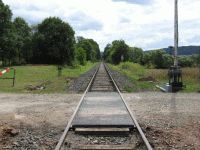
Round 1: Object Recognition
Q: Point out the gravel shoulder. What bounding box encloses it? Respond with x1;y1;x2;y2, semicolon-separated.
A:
0;92;200;149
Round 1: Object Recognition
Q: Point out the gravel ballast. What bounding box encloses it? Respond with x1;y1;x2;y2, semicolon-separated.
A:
108;68;135;92
68;66;98;92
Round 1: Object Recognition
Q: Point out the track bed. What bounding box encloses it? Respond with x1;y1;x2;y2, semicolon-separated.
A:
56;63;152;150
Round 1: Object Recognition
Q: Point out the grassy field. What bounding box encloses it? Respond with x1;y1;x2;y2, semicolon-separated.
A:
109;62;155;92
0;62;97;93
147;67;200;92
109;62;200;92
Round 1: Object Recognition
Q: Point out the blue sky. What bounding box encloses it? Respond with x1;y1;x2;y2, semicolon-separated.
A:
3;0;200;51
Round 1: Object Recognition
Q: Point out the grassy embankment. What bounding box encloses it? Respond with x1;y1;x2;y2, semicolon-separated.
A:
0;62;97;93
109;62;200;92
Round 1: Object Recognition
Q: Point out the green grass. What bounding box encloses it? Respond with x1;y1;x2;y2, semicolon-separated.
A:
109;62;200;93
0;62;97;93
109;62;155;92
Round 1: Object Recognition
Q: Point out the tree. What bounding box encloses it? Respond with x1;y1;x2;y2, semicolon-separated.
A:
103;44;112;62
0;0;12;34
128;47;143;64
32;17;75;65
142;49;173;69
111;40;129;64
13;17;31;64
3;23;17;65
142;52;152;67
163;54;173;68
75;47;86;65
178;56;193;67
103;40;138;64
76;38;100;62
0;0;13;66
76;39;93;61
151;50;167;68
87;39;101;61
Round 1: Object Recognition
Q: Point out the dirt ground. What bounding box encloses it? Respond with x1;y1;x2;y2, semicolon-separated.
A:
0;92;200;149
125;92;200;150
0;94;81;149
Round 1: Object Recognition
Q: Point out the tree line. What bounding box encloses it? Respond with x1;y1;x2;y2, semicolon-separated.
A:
103;40;200;68
0;0;100;67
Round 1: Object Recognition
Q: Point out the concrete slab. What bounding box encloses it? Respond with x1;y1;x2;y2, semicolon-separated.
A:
72;92;135;128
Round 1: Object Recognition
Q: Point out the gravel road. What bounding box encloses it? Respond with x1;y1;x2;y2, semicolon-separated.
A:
0;92;199;149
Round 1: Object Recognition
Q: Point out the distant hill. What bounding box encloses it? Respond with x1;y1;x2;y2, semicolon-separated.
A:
147;46;200;56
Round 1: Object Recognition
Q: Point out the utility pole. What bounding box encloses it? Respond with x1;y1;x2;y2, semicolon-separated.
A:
168;0;183;92
174;0;178;67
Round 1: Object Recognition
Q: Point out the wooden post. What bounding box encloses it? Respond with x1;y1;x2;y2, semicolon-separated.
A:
12;68;16;87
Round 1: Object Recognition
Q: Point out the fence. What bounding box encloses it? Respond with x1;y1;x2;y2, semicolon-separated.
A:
0;68;16;87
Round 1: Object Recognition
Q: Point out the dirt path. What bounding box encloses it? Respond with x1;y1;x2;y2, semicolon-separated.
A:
0;92;200;149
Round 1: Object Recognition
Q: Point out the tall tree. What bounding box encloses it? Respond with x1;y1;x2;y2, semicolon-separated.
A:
3;23;17;65
13;17;31;64
111;40;129;64
0;0;13;66
76;38;100;62
32;17;75;65
88;39;101;60
103;44;112;62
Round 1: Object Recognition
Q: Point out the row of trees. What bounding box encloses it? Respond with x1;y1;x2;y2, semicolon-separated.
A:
103;40;143;65
103;40;200;68
0;0;100;66
75;37;101;65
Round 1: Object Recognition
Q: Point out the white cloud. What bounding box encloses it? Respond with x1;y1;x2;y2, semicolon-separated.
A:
67;11;103;31
3;0;200;51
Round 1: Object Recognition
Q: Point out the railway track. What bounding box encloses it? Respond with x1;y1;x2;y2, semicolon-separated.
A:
55;62;152;150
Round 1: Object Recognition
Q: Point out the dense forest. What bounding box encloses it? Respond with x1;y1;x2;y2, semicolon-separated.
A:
0;0;101;67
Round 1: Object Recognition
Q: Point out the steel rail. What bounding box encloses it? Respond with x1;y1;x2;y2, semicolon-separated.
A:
104;63;153;150
55;64;100;150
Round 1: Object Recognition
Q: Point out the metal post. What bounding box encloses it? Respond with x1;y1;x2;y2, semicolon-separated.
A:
174;0;178;67
167;0;183;92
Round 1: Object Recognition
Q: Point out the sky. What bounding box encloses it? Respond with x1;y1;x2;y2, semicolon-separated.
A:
3;0;200;51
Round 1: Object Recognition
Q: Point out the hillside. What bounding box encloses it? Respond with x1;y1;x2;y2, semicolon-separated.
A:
164;46;200;55
147;46;200;56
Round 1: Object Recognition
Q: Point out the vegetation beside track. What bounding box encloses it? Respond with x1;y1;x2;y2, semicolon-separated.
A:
0;62;97;93
147;67;200;92
108;62;156;92
109;62;200;92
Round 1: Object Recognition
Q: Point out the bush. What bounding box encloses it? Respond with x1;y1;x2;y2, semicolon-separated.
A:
117;62;145;79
